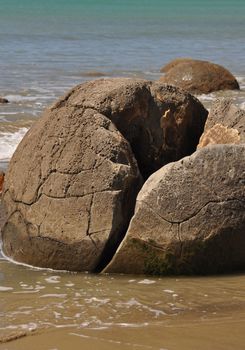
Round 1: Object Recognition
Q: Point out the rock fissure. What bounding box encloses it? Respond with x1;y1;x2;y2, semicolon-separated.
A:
140;197;244;225
86;193;94;237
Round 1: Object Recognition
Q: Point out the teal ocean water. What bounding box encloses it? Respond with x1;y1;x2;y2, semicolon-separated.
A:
0;0;245;162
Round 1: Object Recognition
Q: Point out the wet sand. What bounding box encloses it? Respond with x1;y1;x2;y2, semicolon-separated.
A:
1;254;245;350
1;317;245;350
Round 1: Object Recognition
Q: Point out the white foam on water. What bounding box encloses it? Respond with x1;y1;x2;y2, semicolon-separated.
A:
196;93;216;102
4;94;39;103
0;127;28;161
138;279;156;284
40;293;67;298
239;101;245;110
45;275;61;284
163;289;175;294
0;286;13;291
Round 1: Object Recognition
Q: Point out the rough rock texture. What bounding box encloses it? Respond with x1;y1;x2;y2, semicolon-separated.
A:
104;145;245;275
0;97;8;104
1;78;208;272
198;124;240;148
159;59;239;94
51;78;207;178
198;99;245;148
2;108;142;271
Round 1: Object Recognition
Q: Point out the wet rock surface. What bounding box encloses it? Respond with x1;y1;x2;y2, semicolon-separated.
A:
105;145;245;275
159;59;239;94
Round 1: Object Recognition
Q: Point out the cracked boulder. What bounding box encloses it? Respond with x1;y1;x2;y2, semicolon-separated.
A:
1;78;208;272
52;78;208;178
159;59;240;94
104;144;245;275
1;108;142;271
198;99;245;148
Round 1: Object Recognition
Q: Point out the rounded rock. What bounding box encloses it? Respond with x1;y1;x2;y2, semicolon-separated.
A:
52;78;207;178
105;144;245;275
159;59;239;94
2;108;142;271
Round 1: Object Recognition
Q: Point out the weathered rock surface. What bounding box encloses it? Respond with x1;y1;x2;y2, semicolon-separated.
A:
198;124;240;148
198;99;245;148
52;78;207;178
159;59;239;94
2;108;142;271
160;58;194;73
1;78;208;272
104;145;245;275
0;97;8;104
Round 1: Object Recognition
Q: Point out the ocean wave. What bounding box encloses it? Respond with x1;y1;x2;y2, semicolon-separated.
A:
4;94;53;103
0;127;28;161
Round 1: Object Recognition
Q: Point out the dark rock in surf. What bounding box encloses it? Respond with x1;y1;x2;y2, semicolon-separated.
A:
159;58;240;94
0;97;9;104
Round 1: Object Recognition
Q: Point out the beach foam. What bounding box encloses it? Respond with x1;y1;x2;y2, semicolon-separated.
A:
0;127;28;161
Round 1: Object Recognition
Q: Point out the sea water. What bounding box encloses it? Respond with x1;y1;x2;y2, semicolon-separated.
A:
0;0;245;163
0;2;245;348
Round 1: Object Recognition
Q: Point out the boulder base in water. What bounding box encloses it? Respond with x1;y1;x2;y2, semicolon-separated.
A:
2;108;141;271
1;78;208;272
104;145;245;275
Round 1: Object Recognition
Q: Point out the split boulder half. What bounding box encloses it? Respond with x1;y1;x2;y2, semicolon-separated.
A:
1;78;208;272
105;144;245;275
159;58;240;94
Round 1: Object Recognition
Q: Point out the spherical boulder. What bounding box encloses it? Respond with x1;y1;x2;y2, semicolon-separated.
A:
159;59;239;94
2;108;142;271
104;144;245;275
51;78;208;178
1;78;208;272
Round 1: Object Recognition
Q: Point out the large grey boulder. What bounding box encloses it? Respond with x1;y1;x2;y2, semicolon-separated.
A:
1;78;208;272
104;145;245;275
52;78;207;178
159;59;239;94
198;99;245;148
2;108;142;271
